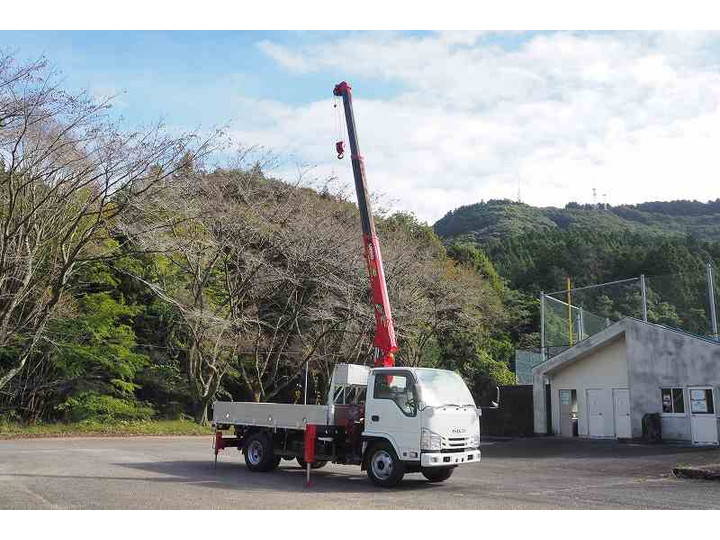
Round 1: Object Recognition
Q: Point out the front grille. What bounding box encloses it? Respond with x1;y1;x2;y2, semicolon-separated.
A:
441;448;466;453
442;436;470;451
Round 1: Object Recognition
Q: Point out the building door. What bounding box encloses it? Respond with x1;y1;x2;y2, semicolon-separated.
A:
689;387;718;445
586;389;606;437
559;390;572;436
558;389;577;437
612;388;631;439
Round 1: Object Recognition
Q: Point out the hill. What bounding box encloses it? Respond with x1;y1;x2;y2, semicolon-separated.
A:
434;198;720;343
434;199;720;243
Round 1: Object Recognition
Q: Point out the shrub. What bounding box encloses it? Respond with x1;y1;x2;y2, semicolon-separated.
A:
57;392;155;423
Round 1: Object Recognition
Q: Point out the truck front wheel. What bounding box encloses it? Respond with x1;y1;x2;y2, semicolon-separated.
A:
366;442;405;488
421;466;454;482
244;432;280;472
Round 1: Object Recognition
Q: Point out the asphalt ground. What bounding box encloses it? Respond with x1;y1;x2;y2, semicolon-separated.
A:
1;435;719;509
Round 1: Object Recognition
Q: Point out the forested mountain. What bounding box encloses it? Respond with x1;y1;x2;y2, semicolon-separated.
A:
0;158;516;422
435;199;720;243
434;199;720;343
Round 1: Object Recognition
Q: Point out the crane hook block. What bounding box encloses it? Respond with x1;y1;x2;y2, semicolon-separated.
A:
335;140;345;159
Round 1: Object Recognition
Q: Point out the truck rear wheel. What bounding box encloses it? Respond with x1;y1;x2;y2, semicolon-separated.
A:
421;467;454;482
366;442;405;488
297;458;327;469
244;432;279;472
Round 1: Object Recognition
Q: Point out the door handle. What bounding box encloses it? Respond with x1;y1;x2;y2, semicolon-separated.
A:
371;415;379;422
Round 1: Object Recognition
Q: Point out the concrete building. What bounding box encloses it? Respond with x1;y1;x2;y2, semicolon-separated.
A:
533;318;720;445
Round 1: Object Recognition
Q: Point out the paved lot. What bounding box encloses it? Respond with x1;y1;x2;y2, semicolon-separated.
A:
1;436;719;509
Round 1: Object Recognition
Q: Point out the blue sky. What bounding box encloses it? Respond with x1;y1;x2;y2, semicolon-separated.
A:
1;31;413;124
1;31;719;222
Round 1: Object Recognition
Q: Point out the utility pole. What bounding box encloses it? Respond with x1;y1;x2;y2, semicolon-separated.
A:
640;274;648;322
304;361;309;405
540;291;546;360
708;263;718;340
566;277;573;346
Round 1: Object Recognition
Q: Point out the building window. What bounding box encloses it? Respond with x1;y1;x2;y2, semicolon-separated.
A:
661;388;685;414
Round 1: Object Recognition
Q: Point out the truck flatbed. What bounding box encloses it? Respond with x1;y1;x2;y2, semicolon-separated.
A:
213;402;330;430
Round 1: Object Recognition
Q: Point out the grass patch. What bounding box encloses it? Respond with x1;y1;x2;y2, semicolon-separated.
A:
673;464;720;481
0;419;213;439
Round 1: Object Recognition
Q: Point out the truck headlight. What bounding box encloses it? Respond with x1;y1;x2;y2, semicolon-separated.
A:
469;433;480;448
421;428;442;451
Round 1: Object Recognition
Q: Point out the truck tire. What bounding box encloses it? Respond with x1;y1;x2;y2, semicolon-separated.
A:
366;442;405;488
297;458;328;469
244;432;279;472
421;467;454;482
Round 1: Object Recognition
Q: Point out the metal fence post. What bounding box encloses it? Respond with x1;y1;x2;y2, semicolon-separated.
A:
540;291;546;360
708;263;718;341
640;274;648;322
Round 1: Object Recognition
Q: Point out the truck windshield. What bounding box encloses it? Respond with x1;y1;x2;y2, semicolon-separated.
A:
415;369;476;408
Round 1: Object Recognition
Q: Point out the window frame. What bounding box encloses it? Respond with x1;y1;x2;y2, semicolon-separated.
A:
660;387;686;417
688;387;715;415
372;370;419;417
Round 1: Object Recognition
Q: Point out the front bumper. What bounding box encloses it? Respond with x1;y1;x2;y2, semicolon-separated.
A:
420;449;481;467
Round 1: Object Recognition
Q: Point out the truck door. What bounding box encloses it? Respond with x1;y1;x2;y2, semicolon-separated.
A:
364;370;421;459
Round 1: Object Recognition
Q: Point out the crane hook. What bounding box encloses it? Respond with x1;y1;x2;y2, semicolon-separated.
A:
335;140;345;159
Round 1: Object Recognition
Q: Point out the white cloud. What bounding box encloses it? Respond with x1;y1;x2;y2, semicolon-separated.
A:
237;31;720;223
256;40;310;72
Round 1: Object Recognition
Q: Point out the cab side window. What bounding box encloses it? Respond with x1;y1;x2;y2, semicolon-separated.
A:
373;373;417;416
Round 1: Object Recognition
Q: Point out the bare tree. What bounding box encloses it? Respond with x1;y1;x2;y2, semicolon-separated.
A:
0;52;212;391
123;164;364;417
124;157;506;421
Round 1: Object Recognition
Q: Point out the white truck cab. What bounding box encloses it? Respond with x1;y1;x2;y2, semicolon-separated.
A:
358;366;481;485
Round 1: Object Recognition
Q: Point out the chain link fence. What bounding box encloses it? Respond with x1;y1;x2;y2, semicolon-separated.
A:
536;263;719;362
513;263;718;381
515;349;545;384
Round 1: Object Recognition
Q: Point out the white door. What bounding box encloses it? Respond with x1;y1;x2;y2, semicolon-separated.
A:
689;387;718;445
364;371;421;457
559;390;574;437
586;389;606;437
613;388;631;439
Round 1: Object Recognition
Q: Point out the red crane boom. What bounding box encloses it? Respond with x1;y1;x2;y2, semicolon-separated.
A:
333;81;398;368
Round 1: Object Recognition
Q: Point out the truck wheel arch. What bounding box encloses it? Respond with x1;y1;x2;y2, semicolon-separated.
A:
361;436;400;470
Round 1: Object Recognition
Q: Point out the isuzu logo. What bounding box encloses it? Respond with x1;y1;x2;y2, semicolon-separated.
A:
451;428;466;434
